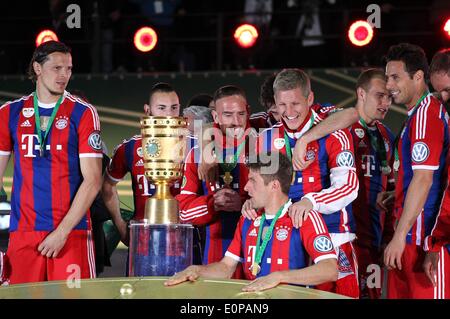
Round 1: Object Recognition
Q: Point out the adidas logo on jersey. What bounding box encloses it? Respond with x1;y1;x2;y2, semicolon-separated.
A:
21;120;32;127
249;228;257;237
136;159;144;167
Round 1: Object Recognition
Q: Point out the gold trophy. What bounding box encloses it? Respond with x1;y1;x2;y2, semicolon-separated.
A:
140;116;188;224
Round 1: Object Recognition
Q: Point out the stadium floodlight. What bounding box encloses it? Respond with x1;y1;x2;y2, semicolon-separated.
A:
348;20;374;47
134;27;158;52
234;24;259;48
444;18;450;38
36;30;58;47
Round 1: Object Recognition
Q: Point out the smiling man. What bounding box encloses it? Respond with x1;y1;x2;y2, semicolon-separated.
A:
0;41;103;284
383;43;450;299
176;85;252;277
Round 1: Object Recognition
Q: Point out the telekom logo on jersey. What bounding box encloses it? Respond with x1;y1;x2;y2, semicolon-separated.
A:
21;134;63;158
136;174;152;196
361;155;376;177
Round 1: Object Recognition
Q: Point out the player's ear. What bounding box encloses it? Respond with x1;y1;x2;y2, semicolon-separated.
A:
211;110;219;124
357;87;366;102
413;70;424;83
144;104;151;115
307;91;314;107
33;62;42;77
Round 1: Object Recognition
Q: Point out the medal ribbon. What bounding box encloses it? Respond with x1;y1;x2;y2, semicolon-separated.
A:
216;140;246;173
253;201;288;271
284;113;315;160
33;91;64;156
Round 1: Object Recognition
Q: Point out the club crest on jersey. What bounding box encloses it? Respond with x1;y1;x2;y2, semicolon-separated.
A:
88;132;102;150
137;147;143;158
313;236;333;253
55;116;68;130
253;216;262;227
354;128;365;139
22;108;34;118
336;151;354;167
306;150;316;161
412;142;429;163
145;139;161;158
273;138;285;150
276;228;288;241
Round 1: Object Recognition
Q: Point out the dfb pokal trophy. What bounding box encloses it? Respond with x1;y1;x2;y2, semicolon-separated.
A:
128;116;193;277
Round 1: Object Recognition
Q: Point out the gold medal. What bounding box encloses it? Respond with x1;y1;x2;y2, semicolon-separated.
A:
223;171;233;187
381;166;391;175
250;263;261;276
393;160;400;171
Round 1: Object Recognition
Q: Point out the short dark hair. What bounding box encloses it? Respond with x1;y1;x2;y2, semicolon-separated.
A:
247;153;293;195
28;40;71;82
259;74;276;109
213;85;247;104
187;93;213;108
384;43;429;79
430;49;450;77
356;68;386;92
149;82;176;102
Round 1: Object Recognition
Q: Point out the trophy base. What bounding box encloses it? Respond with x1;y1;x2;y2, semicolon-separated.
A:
144;197;180;224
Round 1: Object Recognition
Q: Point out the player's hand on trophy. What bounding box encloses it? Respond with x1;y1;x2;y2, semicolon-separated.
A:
292;137;314;171
383;235;406;270
376;191;395;212
164;266;200;286
213;189;242;212
241;199;257;220
38;229;68;258
241;272;282;292
423;251;439;287
116;219;130;246
288;198;313;228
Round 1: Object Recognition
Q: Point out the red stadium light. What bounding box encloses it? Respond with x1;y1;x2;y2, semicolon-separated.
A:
348;20;374;47
35;30;58;47
444;18;450;38
134;27;158;52
234;24;259;48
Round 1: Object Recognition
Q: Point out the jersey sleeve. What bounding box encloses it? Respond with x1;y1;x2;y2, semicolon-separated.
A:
410;102;444;170
106;142;128;182
176;148;219;226
301;211;337;263
302;129;359;214
424;192;450;252
224;216;245;263
78;104;103;158
0;103;12;155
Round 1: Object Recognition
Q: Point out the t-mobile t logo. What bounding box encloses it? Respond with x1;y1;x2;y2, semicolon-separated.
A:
21;134;63;157
361;155;376;177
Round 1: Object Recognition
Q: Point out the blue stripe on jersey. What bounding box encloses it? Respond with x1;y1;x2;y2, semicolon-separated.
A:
125;139;135;172
241;219;251;262
33;127;54;230
220;213;240;254
202;225;211;264
265;129;272;153
69;105;87;230
9;103;23;231
258;219;274;277
289;228;307;270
